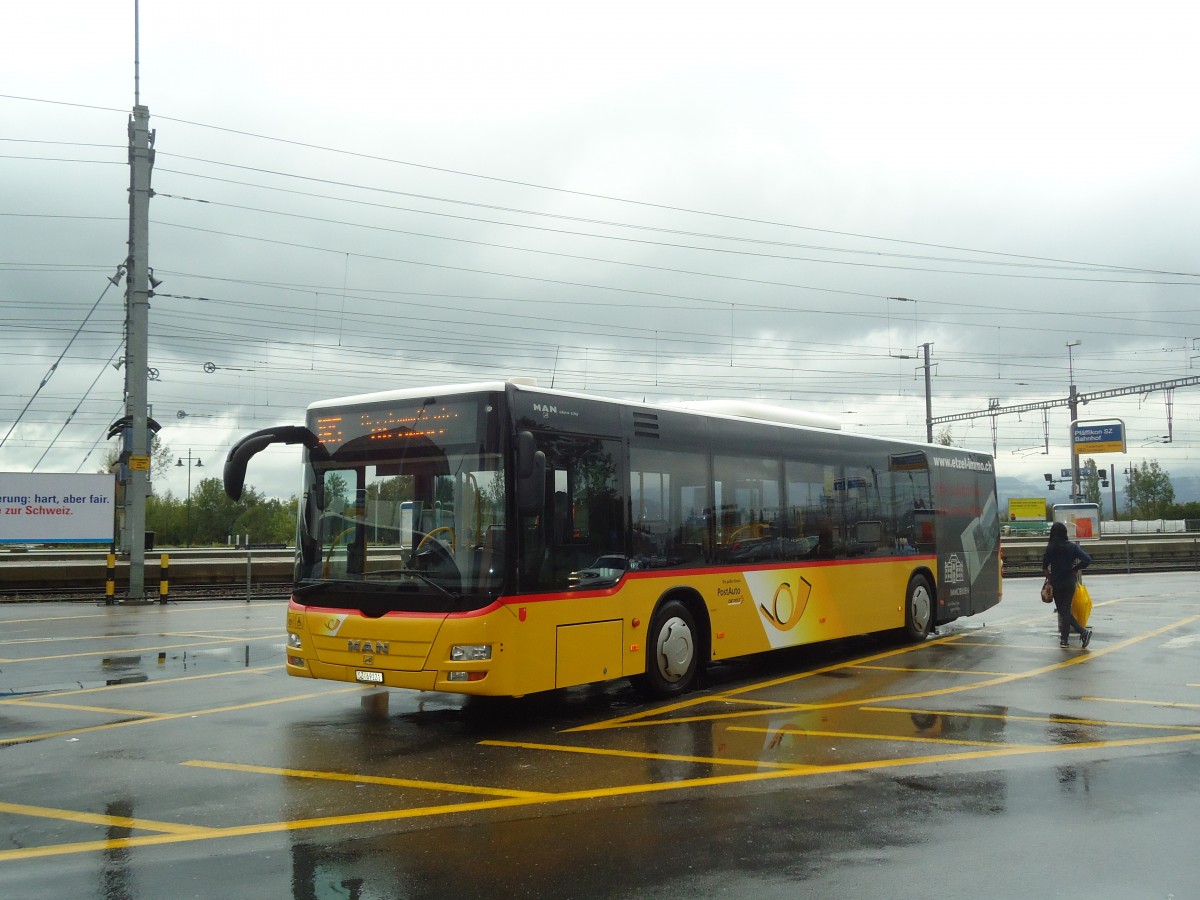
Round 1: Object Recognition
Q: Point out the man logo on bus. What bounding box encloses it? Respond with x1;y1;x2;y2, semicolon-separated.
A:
758;577;812;631
532;403;579;419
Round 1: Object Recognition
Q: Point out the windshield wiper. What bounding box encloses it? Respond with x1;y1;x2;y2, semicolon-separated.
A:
294;579;391;598
294;571;460;602
387;568;461;601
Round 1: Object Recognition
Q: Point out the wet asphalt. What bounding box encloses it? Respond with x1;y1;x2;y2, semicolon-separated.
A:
1;572;1197;899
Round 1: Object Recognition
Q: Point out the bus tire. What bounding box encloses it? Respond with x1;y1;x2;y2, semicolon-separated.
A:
903;574;935;641
639;599;699;698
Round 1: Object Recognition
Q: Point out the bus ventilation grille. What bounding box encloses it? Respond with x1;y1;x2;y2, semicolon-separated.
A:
633;411;660;438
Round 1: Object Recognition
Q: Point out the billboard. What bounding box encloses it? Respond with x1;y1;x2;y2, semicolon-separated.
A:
1007;497;1046;522
0;473;115;544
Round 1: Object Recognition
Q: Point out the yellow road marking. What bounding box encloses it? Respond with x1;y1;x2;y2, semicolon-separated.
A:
161;629;282;639
1;635;278;665
0;662;276;705
183;759;551;799
861;705;1200;732
0;800;221;836
0;601;280;626
725;724;1044;750
0;665;277;706
4;700;162;716
0;626;280;648
0;685;360;747
572;613;1200;732
716;696;815;710
567;635;970;733
1;593;1195;863
1082;696;1200;710
4;728;1200;863
480;738;819;771
851;664;1019;676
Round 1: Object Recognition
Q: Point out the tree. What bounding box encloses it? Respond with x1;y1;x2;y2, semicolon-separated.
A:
230;496;297;545
1164;500;1200;520
1125;460;1175;519
142;481;297;546
1081;457;1102;505
99;434;175;481
935;426;955;446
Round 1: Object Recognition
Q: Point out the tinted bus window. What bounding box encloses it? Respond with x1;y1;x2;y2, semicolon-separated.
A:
519;433;624;592
714;454;785;563
630;445;709;569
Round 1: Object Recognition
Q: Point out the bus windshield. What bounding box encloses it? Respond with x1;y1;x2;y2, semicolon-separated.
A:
294;396;506;613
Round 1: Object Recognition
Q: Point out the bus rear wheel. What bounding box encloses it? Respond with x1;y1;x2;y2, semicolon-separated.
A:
903;574;935;641
639;599;698;698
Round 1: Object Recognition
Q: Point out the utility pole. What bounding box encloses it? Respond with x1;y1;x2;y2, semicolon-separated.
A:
920;342;934;443
1067;340;1081;501
120;2;155;599
122;103;154;599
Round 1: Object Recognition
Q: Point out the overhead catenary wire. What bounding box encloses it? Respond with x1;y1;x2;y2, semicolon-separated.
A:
3;93;1199;473
150;173;1200;281
33;340;125;471
148;118;1200;279
0;267;124;451
151;191;1200;286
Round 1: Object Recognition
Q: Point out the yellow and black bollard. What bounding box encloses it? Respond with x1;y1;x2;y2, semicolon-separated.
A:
159;553;169;603
105;549;116;604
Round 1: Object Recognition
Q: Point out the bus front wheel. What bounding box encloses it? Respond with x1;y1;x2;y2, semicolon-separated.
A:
639;599;698;698
903;574;935;641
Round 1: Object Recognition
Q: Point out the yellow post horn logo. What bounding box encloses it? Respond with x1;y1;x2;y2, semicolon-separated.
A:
759;577;812;631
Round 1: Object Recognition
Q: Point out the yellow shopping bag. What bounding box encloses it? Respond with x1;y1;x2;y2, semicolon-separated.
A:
1072;581;1093;628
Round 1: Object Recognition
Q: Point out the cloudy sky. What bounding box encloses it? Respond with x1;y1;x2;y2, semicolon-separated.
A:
3;0;1200;504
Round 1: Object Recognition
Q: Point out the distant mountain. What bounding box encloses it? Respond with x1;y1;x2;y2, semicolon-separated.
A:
995;473;1200;517
1170;476;1200;505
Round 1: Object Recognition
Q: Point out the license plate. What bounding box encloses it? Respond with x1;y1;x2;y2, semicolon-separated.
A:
355;670;383;684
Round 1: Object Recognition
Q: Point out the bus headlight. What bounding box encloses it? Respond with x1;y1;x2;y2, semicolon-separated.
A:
450;644;492;661
287;632;303;650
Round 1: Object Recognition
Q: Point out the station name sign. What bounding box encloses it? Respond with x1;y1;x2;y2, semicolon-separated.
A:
1072;422;1125;455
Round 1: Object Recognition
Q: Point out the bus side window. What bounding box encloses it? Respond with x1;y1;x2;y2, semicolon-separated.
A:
520;434;624;592
785;459;840;558
714;454;784;564
630;445;708;569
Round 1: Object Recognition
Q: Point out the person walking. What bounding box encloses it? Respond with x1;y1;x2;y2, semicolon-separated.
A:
1042;521;1093;649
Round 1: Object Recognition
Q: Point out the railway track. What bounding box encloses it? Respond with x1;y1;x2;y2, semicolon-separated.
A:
0;583;293;604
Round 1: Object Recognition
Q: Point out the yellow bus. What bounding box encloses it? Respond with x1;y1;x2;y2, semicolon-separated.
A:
224;380;1001;698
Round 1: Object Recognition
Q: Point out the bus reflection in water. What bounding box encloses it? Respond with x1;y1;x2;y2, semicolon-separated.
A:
224;381;1001;700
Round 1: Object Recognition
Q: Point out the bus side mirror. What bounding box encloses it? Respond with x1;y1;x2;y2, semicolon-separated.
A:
223;425;325;500
516;431;546;515
224;433;277;501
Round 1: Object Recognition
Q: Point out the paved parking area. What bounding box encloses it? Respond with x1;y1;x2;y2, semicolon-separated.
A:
1;574;1198;898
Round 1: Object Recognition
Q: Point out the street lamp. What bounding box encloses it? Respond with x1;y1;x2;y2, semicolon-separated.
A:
176;450;203;547
1124;465;1138;522
1066;340;1082;500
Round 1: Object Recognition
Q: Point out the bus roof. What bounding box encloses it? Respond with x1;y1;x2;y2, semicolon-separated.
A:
305;380;987;458
307;381;511;412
